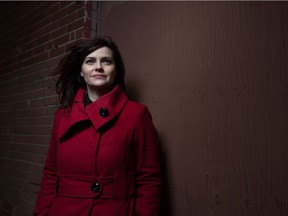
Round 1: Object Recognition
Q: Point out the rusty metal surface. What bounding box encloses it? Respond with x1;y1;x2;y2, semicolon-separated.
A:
98;2;288;215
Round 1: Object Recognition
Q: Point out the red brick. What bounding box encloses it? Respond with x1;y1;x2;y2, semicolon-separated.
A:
17;144;49;154
36;1;55;14
19;80;43;92
42;2;60;19
34;52;49;62
14;135;50;145
10;151;46;164
32;58;59;72
0;116;13;126
70;31;75;40
0;126;8;134
11;107;45;118
18;57;35;68
50;26;66;39
57;12;77;28
11;118;38;127
67;18;85;32
37;17;52;30
33;44;46;56
67;2;85;14
49;46;65;58
37;116;54;125
30;98;43;108
45;106;58;115
43;95;58;106
21;181;41;193
6;167;30;180
60;1;73;9
83;29;91;38
54;34;70;47
18;50;33;61
1;201;14;214
41;21;59;37
52;6;68;22
0;80;18;94
22;208;34;216
10;126;52;135
40;71;55;82
65;40;81;50
12;101;29;110
75;27;86;39
0;149;10;157
32;89;47;99
0;57;15;71
23;34;51;51
41;76;55;85
17;73;41;85
85;18;92;29
0;135;13;142
14;91;34;102
0;2;90;213
76;8;85;19
7;159;31;171
0;103;13;113
14;66;35;78
47;86;56;96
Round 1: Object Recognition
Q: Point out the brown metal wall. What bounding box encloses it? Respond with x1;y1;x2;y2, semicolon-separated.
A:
98;2;288;216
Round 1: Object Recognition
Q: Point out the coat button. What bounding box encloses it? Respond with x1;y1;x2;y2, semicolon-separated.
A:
91;182;101;193
99;107;109;117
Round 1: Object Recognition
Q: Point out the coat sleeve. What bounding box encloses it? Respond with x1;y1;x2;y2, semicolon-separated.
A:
34;111;60;216
134;106;162;216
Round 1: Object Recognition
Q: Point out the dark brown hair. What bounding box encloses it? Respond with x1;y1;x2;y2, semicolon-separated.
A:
53;37;126;109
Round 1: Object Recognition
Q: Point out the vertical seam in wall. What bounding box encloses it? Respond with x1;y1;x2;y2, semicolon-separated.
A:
90;1;99;37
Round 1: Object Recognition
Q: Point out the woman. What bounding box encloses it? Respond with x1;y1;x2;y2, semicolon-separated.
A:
34;37;161;216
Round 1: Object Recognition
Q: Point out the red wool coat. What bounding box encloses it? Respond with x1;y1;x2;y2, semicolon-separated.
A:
34;85;161;216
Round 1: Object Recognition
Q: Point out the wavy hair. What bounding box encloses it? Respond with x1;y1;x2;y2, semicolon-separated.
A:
53;37;126;109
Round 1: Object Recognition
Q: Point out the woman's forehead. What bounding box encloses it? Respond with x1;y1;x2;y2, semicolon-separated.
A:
86;47;113;58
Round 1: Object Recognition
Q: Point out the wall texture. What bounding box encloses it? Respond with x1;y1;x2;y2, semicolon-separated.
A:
0;2;97;215
1;2;288;216
98;2;288;216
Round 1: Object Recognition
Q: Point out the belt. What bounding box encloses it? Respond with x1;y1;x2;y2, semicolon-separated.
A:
56;174;135;199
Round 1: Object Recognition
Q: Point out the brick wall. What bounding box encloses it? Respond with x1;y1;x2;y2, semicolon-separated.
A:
0;1;97;215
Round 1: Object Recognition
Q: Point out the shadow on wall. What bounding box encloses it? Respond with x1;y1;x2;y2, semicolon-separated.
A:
126;86;173;216
158;135;173;216
125;81;141;103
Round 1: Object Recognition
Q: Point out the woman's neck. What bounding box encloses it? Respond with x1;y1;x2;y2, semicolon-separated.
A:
86;86;110;102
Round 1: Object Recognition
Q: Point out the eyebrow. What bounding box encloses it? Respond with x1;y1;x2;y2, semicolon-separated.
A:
85;56;112;59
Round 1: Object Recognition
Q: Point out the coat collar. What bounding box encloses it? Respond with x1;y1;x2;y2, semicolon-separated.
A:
58;85;128;139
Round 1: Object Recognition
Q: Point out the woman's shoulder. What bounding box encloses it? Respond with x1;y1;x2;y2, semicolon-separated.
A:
53;106;74;120
118;100;153;126
125;100;150;114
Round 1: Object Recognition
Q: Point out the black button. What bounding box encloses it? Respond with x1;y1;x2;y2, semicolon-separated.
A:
99;107;109;117
91;182;101;193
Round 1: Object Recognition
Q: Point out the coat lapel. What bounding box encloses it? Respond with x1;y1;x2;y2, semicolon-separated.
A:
58;85;128;139
85;85;128;130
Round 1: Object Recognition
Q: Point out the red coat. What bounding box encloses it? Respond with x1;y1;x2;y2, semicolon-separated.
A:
34;85;161;216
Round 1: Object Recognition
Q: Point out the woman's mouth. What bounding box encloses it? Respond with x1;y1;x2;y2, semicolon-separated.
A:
92;74;106;79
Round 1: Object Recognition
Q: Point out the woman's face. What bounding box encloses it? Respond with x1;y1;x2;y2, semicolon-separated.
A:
81;46;116;93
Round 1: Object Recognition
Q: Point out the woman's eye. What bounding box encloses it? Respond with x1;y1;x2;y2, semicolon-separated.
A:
101;58;112;65
85;59;95;64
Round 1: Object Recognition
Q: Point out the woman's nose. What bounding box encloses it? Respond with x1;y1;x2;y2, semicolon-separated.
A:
95;61;103;71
